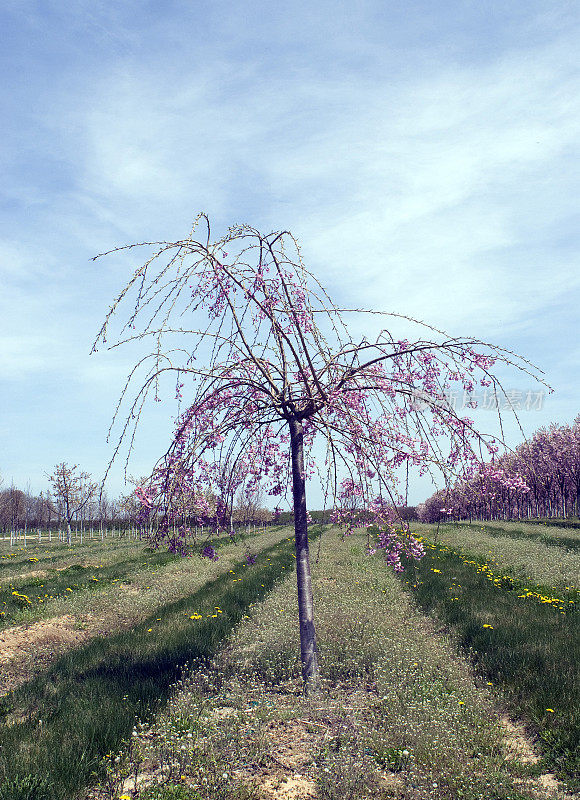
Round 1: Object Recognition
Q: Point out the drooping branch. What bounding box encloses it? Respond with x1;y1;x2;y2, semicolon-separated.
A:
95;215;550;689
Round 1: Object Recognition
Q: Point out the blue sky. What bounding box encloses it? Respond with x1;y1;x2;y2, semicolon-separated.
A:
1;0;579;507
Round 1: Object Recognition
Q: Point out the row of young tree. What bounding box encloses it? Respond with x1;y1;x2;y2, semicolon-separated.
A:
0;464;126;535
418;416;580;523
0;463;272;536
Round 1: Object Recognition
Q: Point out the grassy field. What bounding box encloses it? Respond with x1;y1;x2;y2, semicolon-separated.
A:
0;523;577;800
0;527;301;799
400;521;579;786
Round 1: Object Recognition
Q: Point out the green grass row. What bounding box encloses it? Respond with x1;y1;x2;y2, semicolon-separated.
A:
451;517;580;532
416;521;579;594
0;529;314;800
399;533;579;785
522;517;580;531
449;520;580;552
0;537;139;572
0;551;180;624
0;531;265;627
0;529;251;576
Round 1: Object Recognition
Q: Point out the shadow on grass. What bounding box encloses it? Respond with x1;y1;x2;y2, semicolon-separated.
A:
0;550;183;625
0;528;323;800
447;521;580;552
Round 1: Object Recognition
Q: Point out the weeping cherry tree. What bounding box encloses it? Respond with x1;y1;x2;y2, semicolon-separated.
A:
92;213;546;695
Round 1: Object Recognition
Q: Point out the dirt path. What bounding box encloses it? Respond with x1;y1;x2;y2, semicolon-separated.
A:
498;714;571;798
0;614;108;695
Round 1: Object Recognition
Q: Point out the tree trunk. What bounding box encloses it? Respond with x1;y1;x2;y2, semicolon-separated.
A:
289;416;321;696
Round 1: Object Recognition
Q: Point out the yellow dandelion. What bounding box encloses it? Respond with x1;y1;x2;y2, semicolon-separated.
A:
483;624;494;629
546;708;555;713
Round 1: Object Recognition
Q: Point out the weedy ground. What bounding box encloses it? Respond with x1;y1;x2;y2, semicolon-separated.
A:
0;523;577;800
0;526;301;800
82;529;577;800
400;522;579;786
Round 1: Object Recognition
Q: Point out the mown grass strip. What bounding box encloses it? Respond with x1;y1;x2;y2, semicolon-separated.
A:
0;538;139;573
0;550;181;624
399;537;579;786
0;530;270;626
0;529;318;800
127;531;536;800
452;521;580;552
524;517;580;531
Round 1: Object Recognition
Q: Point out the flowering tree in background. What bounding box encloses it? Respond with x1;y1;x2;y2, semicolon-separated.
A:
47;463;98;545
420;417;580;523
93;213;545;694
559;418;580;517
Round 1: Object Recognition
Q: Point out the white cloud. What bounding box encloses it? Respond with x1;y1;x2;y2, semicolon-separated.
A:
0;334;57;378
54;30;579;340
1;2;578;498
6;25;570;396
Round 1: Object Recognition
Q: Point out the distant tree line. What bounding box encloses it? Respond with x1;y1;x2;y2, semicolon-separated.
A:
418;417;580;523
0;462;274;536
